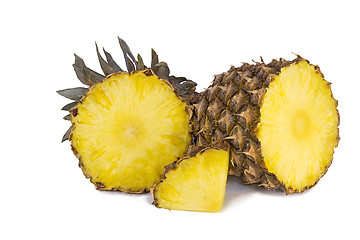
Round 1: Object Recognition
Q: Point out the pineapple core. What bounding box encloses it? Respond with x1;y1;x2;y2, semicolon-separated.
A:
71;72;190;192
258;60;339;191
154;149;229;212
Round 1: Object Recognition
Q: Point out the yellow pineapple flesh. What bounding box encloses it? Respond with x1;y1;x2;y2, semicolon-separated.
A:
257;60;339;191
71;70;191;192
151;148;229;212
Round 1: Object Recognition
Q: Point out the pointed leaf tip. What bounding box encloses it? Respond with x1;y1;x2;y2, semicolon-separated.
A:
57;87;88;101
137;54;145;70
118;37;137;65
151;49;159;74
63;114;71;120
61;101;78;111
82;67;105;84
74;54;86;67
96;42;116;75
62;126;73;142
103;48;122;72
73;54;89;85
124;54;135;73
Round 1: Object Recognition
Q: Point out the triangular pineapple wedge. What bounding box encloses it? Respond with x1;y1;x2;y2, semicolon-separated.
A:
151;147;229;212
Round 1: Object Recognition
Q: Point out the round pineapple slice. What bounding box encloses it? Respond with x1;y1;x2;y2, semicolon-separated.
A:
257;60;339;192
70;70;191;193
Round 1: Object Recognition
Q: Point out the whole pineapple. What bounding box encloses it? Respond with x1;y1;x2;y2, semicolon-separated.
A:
58;38;198;192
192;56;340;193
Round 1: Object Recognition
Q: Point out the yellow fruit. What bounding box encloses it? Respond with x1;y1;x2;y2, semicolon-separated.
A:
258;60;339;191
70;70;191;192
151;148;229;212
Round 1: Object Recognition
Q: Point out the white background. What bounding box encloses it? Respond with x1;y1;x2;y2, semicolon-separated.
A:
1;0;359;239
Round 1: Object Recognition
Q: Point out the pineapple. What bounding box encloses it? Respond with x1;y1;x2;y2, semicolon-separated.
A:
57;38;197;192
192;56;340;193
151;146;229;212
59;37;339;196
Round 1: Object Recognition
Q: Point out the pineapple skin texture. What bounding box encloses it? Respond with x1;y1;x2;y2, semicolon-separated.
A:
192;57;340;193
69;70;192;193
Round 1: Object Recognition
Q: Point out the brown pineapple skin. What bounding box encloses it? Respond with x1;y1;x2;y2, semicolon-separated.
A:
191;56;340;194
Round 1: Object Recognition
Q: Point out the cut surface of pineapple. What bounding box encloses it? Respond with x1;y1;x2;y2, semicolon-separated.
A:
257;60;339;192
152;148;229;212
71;70;191;192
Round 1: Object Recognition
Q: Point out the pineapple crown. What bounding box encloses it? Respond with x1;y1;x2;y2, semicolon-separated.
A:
57;37;197;142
